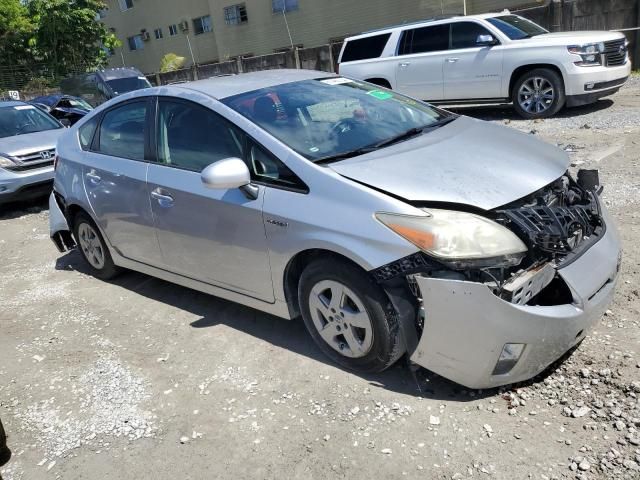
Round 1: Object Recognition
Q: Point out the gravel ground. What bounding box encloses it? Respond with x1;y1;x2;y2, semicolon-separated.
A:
1;77;639;480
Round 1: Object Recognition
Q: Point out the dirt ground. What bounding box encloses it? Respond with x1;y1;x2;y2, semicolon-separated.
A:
1;78;639;480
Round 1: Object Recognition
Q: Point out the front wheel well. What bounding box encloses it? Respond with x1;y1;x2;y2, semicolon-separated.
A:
364;77;392;89
509;64;565;96
283;249;370;318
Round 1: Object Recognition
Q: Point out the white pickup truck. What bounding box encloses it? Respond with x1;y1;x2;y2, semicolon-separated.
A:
338;13;631;118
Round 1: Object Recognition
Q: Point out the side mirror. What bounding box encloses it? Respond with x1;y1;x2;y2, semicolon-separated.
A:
59;118;72;128
201;157;258;199
476;34;497;46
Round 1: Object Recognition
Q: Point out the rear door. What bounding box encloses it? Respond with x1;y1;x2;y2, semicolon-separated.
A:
147;97;274;302
443;21;505;100
395;23;449;101
83;98;162;265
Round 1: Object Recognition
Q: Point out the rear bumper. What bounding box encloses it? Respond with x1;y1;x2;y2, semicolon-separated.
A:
49;192;75;252
0;166;54;204
410;206;621;389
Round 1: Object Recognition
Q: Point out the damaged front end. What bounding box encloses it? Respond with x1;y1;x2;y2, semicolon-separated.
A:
374;170;621;389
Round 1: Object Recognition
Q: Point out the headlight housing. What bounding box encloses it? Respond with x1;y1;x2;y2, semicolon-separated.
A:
376;209;527;269
568;43;605;66
0;155;16;168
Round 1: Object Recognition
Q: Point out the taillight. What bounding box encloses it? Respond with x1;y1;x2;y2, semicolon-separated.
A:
53;155;59;171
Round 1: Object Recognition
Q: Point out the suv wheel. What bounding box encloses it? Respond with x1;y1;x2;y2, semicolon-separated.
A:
299;258;405;373
73;212;120;280
512;68;565;119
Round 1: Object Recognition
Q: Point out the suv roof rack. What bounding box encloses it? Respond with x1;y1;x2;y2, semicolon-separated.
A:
361;13;464;35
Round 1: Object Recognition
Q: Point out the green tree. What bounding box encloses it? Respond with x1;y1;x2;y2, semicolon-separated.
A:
26;0;121;74
160;53;186;73
0;0;34;65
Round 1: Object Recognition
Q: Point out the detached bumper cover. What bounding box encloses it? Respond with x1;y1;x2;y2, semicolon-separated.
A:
49;192;75;252
410;208;621;389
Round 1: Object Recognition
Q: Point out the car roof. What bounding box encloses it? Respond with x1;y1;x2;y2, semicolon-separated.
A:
30;94;64;106
346;12;509;40
169;69;334;100
0;100;30;109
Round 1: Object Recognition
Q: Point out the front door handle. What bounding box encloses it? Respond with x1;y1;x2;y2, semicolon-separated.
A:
445;57;460;63
399;62;411;68
151;188;174;208
85;171;101;185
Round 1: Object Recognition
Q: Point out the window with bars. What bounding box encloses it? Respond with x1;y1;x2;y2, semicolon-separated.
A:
118;0;133;11
193;15;213;35
272;0;298;13
127;35;144;51
168;24;178;36
224;4;248;25
154;28;163;39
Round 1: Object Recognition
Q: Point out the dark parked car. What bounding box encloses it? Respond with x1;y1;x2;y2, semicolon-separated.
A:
0;418;10;472
60;67;152;107
30;94;93;126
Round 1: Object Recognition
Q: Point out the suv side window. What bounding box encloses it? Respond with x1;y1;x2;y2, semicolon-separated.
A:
399;24;449;55
97;101;147;160
248;141;307;192
341;33;391;62
156;99;244;172
451;21;496;49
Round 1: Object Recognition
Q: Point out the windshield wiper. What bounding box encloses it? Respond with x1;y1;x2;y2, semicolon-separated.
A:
315;146;378;164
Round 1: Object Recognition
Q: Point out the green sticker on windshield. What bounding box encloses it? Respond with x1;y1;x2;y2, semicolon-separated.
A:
368;90;393;100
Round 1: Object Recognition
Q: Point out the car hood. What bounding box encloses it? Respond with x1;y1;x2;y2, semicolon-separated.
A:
0;128;64;157
522;31;625;44
329;116;569;211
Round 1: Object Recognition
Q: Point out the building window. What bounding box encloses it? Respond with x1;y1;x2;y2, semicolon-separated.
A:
168;24;178;36
193;15;212;35
127;34;144;51
224;4;248;25
154;28;163;39
272;0;298;13
118;0;133;11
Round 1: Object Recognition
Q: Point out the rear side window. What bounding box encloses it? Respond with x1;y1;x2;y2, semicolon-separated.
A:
97;101;147;160
451;22;495;49
78;116;99;151
341;33;391;62
399;24;449;55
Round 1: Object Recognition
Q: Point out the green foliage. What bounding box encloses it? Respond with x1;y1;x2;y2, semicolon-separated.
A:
160;53;186;73
0;0;34;64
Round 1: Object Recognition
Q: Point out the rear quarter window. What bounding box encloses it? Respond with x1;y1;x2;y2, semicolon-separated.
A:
341;33;391;62
78;116;99;151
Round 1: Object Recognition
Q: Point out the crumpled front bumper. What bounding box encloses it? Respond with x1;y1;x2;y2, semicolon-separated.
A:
410;208;621;389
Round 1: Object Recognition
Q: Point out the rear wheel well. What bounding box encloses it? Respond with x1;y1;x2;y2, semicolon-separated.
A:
283;249;370;318
365;78;392;89
509;64;564;97
65;204;89;227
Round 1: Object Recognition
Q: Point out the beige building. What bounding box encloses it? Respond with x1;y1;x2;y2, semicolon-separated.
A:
103;0;534;73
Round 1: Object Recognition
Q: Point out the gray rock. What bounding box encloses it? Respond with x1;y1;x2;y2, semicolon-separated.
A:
578;460;590;471
572;407;591;418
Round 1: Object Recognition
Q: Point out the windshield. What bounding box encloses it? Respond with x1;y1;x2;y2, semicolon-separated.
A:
487;15;548;40
106;76;152;95
0;105;62;138
222;78;451;162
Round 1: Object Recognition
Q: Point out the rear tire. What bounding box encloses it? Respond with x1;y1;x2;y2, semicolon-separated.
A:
73;212;120;280
299;258;405;373
512;68;565;119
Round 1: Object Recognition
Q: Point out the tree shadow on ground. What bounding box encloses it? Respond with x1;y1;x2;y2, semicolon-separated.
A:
55;249;575;403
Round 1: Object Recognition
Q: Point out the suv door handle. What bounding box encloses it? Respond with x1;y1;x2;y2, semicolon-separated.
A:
399;62;411;68
150;188;174;208
85;171;101;185
445;57;460;63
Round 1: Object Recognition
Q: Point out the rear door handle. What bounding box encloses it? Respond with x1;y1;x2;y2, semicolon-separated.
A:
85;171;101;185
151;188;174;208
445;57;460;63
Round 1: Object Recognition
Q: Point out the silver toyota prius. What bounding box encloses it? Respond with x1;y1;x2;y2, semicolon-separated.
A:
49;70;620;389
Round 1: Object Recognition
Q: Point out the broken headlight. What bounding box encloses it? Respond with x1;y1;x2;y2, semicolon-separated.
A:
376;209;527;269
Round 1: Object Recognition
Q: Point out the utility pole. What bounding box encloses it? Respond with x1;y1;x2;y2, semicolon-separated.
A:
282;2;294;50
185;34;197;66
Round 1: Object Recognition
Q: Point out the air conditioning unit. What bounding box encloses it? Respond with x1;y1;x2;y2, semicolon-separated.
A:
141;30;150;41
179;21;189;32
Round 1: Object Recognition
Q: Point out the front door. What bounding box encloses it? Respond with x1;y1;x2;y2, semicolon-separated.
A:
443;21;505;100
147;98;274;302
83;98;161;265
395;23;449;101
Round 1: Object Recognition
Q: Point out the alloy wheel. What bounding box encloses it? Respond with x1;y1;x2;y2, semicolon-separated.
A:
77;222;105;270
518;77;555;114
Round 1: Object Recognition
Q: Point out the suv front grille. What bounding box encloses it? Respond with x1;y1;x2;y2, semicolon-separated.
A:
5;160;54;172
14;148;55;163
603;39;627;67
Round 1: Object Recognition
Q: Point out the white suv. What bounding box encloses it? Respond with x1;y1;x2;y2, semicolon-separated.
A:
338;13;631;118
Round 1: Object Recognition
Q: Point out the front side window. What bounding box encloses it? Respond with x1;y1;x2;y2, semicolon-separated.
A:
341;34;391;62
97;102;147;160
451;22;496;49
222;78;451;163
224;4;248;25
168;24;178;36
400;24;449;55
486;15;548;40
156;100;243;172
247;141;306;191
193;15;213;35
127;35;144;51
118;0;133;11
272;0;298;13
0;105;62;138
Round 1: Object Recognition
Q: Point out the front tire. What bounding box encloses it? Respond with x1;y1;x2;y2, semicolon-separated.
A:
299;258;405;373
73;212;120;280
512;68;565;119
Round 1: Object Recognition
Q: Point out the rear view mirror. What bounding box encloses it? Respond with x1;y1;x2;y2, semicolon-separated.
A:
477;34;497;46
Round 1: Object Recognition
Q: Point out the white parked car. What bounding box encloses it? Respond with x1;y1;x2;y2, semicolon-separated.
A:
338;13;631;118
